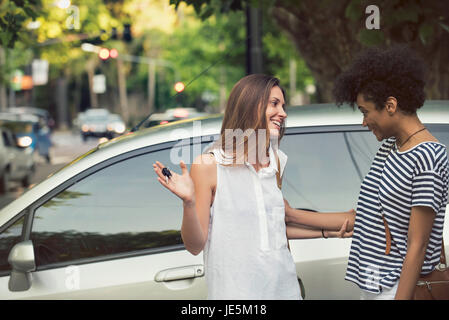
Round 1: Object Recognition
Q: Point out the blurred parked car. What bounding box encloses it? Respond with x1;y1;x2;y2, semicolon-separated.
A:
78;108;112;141
0;113;39;152
0;112;52;163
0;126;35;194
0;102;448;299
106;114;126;138
144;107;209;128
7;107;55;132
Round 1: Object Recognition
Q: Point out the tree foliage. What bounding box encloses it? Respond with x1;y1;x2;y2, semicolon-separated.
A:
171;0;449;101
0;0;315;126
0;0;43;48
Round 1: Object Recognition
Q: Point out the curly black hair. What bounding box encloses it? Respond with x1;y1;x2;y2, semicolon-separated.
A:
333;45;426;114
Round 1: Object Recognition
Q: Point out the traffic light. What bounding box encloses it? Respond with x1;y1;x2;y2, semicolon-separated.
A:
174;81;185;93
123;24;132;43
98;48;110;60
98;48;118;60
109;48;118;59
111;27;118;40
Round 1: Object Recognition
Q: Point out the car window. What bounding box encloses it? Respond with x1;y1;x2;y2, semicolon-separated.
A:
431;125;449;152
30;140;213;268
431;125;449;204
281;129;381;212
0;216;25;274
281;124;449;212
0;121;34;134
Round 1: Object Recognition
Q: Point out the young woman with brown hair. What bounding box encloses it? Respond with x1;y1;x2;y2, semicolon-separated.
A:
153;74;353;299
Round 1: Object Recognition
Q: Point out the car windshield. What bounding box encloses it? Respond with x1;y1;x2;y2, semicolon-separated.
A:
0;121;35;134
109;115;122;122
84;116;109;123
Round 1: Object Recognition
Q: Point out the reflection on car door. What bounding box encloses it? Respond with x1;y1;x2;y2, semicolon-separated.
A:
0;142;208;299
281;124;449;299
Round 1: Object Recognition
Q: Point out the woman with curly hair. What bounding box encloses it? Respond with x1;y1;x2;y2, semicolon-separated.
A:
334;46;449;300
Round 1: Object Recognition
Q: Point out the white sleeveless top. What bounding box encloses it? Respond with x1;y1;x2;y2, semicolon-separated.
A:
203;145;301;300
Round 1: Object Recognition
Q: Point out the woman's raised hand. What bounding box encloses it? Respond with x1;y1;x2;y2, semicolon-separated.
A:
153;160;195;204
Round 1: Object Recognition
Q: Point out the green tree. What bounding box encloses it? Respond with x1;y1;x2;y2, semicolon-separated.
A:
161;11;247;111
171;0;449;101
0;0;43;49
157;3;313;110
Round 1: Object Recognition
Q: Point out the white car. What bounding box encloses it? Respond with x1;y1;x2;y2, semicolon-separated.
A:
0;102;448;299
77;108;112;141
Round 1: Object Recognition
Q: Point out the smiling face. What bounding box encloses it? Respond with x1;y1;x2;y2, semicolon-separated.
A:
357;93;395;141
265;86;287;138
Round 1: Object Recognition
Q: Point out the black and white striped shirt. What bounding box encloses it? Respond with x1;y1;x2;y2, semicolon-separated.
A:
345;138;449;294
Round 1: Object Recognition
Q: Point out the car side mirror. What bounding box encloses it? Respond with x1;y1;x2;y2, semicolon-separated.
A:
8;240;36;292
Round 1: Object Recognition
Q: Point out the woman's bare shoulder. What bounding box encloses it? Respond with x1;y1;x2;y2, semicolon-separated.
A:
192;153;216;167
191;154;217;183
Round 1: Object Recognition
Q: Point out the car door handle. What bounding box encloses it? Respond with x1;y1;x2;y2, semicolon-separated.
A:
154;264;204;282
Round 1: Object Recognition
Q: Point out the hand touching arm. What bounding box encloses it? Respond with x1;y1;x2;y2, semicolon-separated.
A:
284;199;355;232
287;219;353;239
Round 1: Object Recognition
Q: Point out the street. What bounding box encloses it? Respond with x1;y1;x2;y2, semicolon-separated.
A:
0;130;99;210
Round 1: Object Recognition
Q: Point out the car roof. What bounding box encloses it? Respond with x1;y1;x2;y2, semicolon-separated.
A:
7;107;50;117
1;101;448;225
103;101;449;152
0;112;39;123
85;108;110;115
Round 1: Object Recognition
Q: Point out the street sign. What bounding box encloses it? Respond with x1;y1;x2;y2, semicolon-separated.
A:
32;59;49;86
21;76;33;90
93;74;106;94
11;70;23;91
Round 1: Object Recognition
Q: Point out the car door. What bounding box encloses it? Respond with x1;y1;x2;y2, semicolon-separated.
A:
4;130;31;182
0;138;215;299
281;126;382;299
0;129;9;192
3;129;32;183
1;130;18;180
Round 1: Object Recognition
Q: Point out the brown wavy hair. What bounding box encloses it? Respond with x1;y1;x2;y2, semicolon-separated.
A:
211;74;286;165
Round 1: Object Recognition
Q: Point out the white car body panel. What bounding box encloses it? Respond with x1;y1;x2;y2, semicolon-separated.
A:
2;250;206;300
1;102;448;299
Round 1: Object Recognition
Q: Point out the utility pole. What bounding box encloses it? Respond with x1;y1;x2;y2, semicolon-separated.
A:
246;3;263;75
0;47;7;110
86;58;98;108
289;58;297;105
56;76;69;129
148;60;156;115
219;65;227;112
116;57;129;123
118;54;179;114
